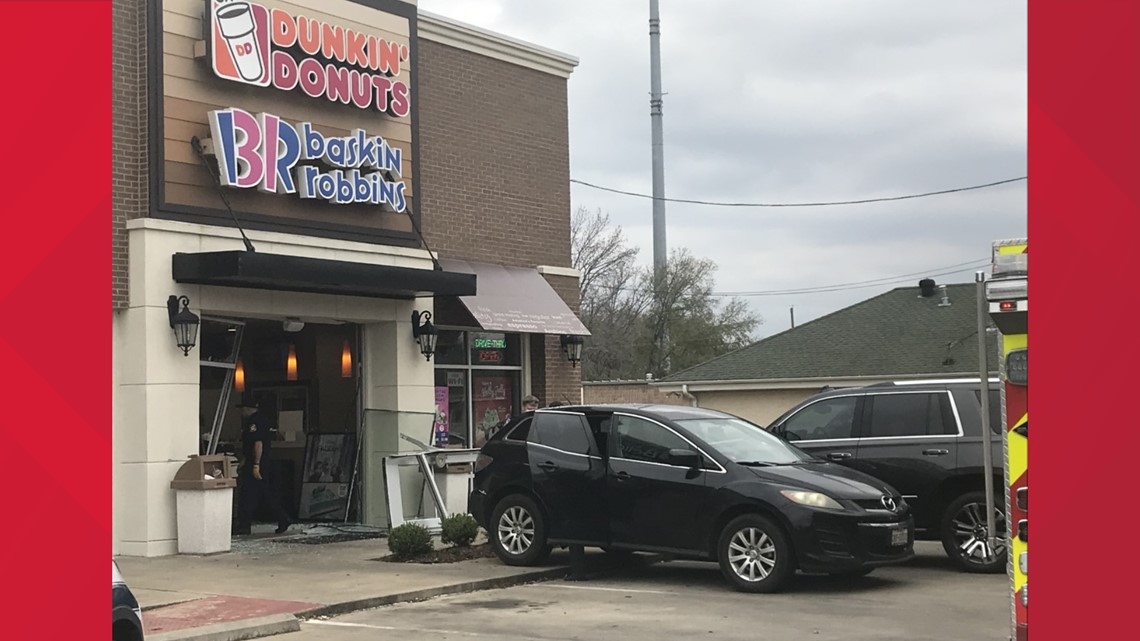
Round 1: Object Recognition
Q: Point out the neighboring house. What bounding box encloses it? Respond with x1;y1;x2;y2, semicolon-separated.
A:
649;282;999;426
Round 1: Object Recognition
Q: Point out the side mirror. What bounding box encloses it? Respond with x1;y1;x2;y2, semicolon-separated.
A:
667;448;701;469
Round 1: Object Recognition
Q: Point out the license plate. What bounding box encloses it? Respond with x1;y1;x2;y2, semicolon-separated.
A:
890;527;908;546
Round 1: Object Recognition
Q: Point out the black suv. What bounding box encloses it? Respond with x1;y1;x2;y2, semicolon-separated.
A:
765;380;1005;573
470;404;914;593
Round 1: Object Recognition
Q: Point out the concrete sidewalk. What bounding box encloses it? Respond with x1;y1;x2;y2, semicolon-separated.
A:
115;526;610;641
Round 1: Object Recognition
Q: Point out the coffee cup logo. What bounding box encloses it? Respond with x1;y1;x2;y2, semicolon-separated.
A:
216;2;264;81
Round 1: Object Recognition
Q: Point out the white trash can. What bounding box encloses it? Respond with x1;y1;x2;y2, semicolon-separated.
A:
170;455;237;554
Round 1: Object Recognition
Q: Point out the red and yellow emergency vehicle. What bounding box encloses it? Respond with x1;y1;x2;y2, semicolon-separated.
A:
985;239;1028;641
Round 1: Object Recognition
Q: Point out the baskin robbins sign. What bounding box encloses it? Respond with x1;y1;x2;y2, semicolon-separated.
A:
208;0;411;116
208;108;407;211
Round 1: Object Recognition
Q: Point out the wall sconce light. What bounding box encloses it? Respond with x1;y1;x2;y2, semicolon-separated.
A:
235;358;246;392
287;344;298;381
560;334;584;368
166;295;201;357
341;339;353;377
411;310;438;361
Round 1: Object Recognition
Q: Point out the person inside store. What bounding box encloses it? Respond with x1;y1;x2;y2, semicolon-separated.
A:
235;395;291;536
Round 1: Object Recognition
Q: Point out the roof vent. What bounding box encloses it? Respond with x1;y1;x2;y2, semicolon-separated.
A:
937;285;951;307
919;278;937;297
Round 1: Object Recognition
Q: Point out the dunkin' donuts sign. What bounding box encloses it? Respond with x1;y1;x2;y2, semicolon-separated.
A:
209;0;411;116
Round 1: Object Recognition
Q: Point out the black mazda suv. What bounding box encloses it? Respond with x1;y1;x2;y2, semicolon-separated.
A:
469;404;914;592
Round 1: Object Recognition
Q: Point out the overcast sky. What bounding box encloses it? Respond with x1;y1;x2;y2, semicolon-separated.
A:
420;0;1027;338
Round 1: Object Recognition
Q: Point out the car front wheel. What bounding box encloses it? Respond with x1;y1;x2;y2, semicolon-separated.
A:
717;514;795;593
940;491;1007;573
489;494;551;566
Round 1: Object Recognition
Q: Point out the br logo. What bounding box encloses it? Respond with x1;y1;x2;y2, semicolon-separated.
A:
210;1;271;86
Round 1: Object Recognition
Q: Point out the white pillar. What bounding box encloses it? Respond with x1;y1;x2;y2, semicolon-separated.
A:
359;298;436;526
114;227;203;557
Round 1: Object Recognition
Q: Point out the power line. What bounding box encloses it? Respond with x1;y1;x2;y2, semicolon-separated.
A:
585;257;991;298
712;257;990;296
570;176;1026;208
711;262;990;297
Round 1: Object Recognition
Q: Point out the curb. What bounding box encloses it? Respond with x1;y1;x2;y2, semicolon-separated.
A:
145;552;667;641
146;614;299;641
298;565;571;619
299;552;666;620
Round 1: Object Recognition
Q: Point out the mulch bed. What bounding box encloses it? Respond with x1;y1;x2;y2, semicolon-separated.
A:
376;543;496;564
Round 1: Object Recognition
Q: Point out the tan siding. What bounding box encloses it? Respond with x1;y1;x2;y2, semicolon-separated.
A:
157;0;415;239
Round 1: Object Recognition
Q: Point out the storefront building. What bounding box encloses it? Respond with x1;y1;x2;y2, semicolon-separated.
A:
112;0;583;557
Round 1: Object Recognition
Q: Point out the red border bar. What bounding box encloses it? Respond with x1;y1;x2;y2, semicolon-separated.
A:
0;2;110;638
1034;1;1140;640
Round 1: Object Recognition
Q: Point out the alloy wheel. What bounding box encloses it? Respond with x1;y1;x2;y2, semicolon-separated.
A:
497;505;535;556
951;501;1007;564
727;527;777;582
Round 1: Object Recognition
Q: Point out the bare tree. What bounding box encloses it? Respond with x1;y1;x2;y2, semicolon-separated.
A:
572;207;640;310
571;207;645;380
572;208;761;381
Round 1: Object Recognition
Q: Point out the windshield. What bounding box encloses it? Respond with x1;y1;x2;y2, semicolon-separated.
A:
676;417;813;465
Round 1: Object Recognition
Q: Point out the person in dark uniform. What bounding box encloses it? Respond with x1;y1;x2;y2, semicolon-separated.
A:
235;397;290;535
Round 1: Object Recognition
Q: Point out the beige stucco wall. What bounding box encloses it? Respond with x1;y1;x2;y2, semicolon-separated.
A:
582;382;819;427
689;389;819;426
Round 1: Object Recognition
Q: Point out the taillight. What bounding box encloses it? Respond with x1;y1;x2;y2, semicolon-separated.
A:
475;453;493;472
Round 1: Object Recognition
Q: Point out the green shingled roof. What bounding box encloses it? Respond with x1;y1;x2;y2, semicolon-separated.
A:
662;283;998;383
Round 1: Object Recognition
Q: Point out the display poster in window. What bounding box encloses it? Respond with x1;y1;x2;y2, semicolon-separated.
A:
447;371;465;387
473;375;512;448
433;386;450;447
298;433;355;519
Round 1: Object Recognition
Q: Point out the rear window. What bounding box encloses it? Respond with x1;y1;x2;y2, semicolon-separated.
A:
974;389;1003;434
531;412;594;455
865;393;957;438
505;417;532;441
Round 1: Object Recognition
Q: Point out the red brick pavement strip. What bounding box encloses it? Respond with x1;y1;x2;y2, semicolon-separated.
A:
142;596;322;635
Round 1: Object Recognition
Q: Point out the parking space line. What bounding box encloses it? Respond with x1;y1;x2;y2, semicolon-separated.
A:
305;620;487;637
543;584;676;595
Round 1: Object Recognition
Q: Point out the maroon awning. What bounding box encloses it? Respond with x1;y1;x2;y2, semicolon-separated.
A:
438;259;590;336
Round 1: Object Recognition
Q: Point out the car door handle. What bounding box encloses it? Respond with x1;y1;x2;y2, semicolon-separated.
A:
922;449;949;456
614;471;631;481
826;452;852;461
537;461;558;471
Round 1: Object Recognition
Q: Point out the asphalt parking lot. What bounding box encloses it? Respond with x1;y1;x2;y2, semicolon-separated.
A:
285;542;1008;641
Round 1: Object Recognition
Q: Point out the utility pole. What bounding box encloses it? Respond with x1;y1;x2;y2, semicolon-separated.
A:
649;0;669;374
649;0;666;277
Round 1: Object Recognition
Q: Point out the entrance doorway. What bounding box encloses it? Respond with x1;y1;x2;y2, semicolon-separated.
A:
198;317;363;525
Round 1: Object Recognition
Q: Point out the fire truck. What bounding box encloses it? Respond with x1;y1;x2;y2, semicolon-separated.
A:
984;239;1028;641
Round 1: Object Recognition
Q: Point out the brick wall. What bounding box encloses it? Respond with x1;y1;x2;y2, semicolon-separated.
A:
112;0;147;309
582;381;688;406
529;274;582;405
418;40;579;402
417;40;573;269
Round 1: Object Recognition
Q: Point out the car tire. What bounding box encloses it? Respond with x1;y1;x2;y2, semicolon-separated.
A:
940;491;1007;574
489;494;551;566
717;514;795;593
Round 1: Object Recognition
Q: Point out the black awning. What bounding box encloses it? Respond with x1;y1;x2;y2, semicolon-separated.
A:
172;251;477;299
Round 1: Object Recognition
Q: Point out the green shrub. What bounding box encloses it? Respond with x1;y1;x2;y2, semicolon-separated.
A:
388;523;433;559
440;513;480;547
